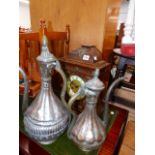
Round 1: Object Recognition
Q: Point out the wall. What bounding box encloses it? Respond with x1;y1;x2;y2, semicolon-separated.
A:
19;0;31;28
30;0;109;52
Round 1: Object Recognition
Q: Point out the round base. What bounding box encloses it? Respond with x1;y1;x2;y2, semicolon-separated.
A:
69;135;99;152
39;139;56;145
24;115;69;146
78;145;98;152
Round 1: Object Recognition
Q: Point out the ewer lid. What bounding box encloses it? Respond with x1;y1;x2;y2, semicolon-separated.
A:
37;35;57;63
85;69;105;92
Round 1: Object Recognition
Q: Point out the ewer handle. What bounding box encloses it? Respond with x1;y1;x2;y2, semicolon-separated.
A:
54;60;68;109
103;76;124;128
19;67;29;113
67;86;85;138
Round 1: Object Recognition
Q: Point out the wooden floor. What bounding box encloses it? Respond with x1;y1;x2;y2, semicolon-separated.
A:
119;121;135;155
112;87;135;155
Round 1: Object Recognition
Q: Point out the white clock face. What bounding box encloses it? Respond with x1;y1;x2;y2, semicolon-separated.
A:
67;75;85;100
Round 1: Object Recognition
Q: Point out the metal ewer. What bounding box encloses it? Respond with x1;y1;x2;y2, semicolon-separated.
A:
67;69;125;151
67;69;106;151
21;35;70;145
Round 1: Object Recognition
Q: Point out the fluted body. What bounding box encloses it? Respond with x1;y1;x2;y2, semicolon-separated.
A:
24;79;69;144
70;99;106;151
67;69;106;151
23;35;69;144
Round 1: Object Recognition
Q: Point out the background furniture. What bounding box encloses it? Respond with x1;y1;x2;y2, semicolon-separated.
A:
113;48;135;90
108;49;135;123
19;20;70;97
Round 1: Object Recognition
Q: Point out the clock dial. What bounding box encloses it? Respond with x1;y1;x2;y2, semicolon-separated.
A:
67;75;85;100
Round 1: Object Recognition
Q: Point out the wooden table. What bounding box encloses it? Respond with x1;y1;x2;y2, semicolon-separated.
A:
19;104;128;155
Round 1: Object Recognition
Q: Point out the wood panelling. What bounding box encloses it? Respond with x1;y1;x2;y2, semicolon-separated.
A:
102;0;122;62
30;0;109;52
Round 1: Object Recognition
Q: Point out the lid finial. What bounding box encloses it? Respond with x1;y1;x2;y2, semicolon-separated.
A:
37;35;56;62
